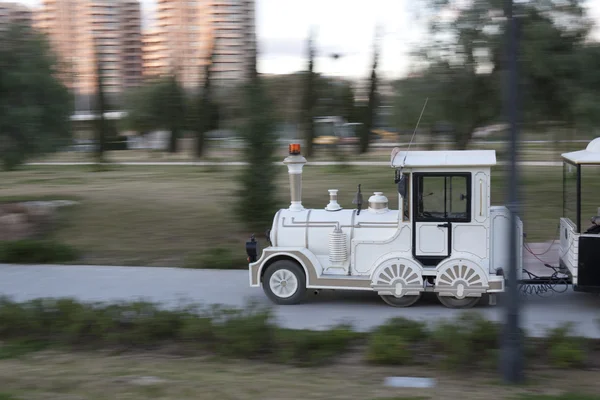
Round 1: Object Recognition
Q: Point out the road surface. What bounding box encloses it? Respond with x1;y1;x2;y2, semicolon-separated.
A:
25;160;564;167
0;242;598;338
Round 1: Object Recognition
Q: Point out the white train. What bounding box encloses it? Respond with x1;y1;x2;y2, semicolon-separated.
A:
246;139;600;308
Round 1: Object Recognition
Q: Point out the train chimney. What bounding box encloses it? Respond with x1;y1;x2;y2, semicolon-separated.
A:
325;189;342;211
283;143;307;211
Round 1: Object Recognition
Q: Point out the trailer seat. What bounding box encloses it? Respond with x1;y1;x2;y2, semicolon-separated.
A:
584;215;600;234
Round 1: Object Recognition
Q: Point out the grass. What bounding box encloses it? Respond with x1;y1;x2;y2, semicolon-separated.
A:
0;348;598;400
2;158;600;267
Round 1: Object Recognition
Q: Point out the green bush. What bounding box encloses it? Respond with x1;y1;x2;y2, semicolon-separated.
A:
0;239;79;263
183;247;244;269
545;323;586;368
372;317;429;342
366;334;412;365
210;305;275;359
275;324;361;367
431;312;500;370
365;317;429;365
516;394;600;400
0;297;596;373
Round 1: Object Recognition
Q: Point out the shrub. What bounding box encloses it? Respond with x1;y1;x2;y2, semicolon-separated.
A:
210;304;276;359
183;247;244;269
0;297;596;373
372;317;429;343
275;324;361;367
365;317;429;365
431;312;501;370
545;323;586;368
0;239;79;263
516;394;600;400
366;333;412;365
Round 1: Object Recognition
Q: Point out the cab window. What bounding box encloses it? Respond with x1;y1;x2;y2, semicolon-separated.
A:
414;173;471;222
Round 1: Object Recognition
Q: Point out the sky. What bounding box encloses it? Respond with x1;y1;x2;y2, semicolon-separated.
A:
11;0;600;80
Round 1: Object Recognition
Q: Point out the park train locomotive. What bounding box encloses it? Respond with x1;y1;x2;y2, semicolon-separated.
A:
245;139;600;309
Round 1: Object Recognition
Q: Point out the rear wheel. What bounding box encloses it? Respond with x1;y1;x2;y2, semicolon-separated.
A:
380;294;421;307
436;294;480;309
262;260;306;305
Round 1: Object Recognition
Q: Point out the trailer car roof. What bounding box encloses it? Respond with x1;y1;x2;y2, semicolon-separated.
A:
562;137;600;165
390;149;497;168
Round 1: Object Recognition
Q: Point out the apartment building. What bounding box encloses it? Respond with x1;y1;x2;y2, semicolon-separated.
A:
0;1;33;31
149;0;256;90
34;0;143;100
142;28;169;78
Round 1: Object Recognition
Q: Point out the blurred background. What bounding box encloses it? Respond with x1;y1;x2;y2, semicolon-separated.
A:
1;0;600;266
3;2;600;399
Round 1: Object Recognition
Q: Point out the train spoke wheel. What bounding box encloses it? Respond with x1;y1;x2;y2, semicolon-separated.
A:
380;294;421;307
436;294;480;309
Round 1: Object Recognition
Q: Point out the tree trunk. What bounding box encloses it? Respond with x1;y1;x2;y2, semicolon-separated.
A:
169;129;178;153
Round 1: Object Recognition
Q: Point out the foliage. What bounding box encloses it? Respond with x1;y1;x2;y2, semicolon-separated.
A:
431;312;501;369
515;395;600;400
300;30;317;157
193;38;220;158
366;317;429;365
235;39;280;231
167;74;185;153
122;74;186;152
183;247;245;269
359;30;380;154
0;298;359;367
0;298;597;372
393;0;598;148
122;77;173;134
0;23;73;170
0;239;79;264
545;322;587;368
274;324;360;366
92;42;107;162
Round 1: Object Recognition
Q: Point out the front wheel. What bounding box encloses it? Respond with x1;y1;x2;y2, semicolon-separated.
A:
262;260;306;305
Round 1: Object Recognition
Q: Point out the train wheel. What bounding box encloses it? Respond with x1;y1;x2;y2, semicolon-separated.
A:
262;260;306;305
436;294;480;309
380;294;421;307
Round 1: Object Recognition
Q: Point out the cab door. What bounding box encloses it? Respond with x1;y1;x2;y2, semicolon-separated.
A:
412;173;471;266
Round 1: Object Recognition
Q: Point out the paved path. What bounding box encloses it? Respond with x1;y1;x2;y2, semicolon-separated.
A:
26;160;563;167
0;242;598;338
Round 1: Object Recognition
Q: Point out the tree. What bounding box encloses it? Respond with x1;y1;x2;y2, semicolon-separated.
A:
235;25;279;231
93;41;107;163
393;0;595;149
0;23;72;170
194;37;219;158
300;29;317;157
167;73;185;153
359;29;381;154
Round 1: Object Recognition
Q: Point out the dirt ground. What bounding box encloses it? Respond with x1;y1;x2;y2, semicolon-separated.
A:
0;350;599;400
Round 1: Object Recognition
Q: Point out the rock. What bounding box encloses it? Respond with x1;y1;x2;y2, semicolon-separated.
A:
0;220;34;241
0;213;26;226
0;200;74;241
129;376;166;386
0;203;27;214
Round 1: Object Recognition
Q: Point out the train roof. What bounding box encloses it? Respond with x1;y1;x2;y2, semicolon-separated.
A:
390;149;497;168
562;137;600;165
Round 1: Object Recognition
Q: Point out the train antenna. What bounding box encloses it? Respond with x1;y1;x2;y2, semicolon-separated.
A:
400;97;429;167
